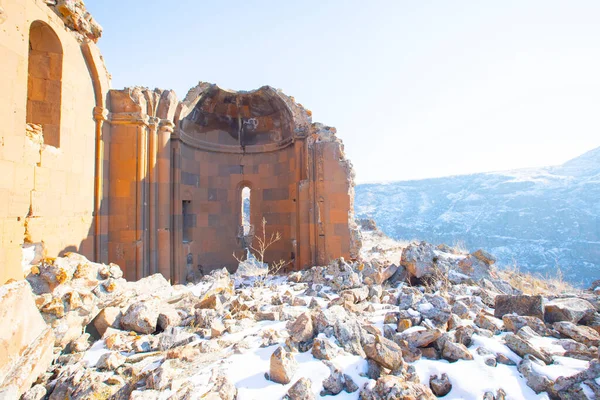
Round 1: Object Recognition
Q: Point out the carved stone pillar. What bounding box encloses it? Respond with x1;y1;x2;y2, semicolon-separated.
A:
107;99;150;281
157;120;174;280
148;117;159;275
93;106;108;263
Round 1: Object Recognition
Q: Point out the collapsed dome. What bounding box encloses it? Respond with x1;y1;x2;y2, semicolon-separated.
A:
180;84;298;149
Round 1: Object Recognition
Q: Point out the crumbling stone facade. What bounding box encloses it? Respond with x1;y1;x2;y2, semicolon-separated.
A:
0;0;108;284
0;0;360;284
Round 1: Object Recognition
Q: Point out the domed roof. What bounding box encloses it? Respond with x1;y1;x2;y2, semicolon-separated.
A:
177;83;311;152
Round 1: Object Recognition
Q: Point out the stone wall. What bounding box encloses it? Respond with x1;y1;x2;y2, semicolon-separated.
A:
107;83;360;282
0;0;110;284
0;0;358;285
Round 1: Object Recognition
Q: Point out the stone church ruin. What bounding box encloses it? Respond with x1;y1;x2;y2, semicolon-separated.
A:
0;0;360;285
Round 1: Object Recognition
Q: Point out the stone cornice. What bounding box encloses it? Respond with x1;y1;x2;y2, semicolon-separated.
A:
108;112;150;126
174;128;295;154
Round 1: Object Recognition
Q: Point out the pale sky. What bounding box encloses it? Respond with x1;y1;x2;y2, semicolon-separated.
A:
87;0;600;183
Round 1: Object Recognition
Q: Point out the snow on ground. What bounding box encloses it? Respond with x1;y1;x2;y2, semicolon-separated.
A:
82;339;111;367
225;341;369;399
360;230;408;263
79;268;595;399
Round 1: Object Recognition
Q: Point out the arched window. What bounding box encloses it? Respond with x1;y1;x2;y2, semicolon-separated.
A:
241;187;251;235
27;21;63;148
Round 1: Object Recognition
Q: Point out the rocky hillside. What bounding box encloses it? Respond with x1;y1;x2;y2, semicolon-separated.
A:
5;231;600;399
355;146;600;286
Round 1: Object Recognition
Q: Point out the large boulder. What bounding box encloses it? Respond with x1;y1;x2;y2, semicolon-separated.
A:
544;298;596;324
400;242;436;279
455;254;493;280
288;312;315;343
120;300;160;334
553;321;600;347
0;281;55;397
504;329;553;365
471;249;496;266
363;335;404;371
398;328;442;348
429;373;452;397
502;314;549;336
287;377;315;400
270;346;297;384
494;295;544;320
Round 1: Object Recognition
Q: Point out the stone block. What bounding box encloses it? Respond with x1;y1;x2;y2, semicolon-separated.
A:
0;160;15;189
494;295;544;320
0;281;55;396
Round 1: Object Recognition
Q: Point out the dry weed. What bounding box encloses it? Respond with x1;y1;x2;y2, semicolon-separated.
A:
492;263;577;296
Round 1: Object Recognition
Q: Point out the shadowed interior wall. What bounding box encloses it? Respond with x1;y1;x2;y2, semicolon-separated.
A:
177;144;298;276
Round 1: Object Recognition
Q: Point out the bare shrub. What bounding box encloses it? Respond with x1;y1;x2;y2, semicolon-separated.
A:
234;218;290;286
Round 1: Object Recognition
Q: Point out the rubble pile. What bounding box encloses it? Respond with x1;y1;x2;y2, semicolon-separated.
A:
3;233;600;399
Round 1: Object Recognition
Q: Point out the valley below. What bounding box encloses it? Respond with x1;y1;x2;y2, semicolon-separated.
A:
356;147;600;286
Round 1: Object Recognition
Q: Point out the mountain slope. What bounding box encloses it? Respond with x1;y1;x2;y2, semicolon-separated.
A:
355;147;600;286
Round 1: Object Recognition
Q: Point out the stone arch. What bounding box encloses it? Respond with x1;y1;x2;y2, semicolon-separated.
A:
26;21;63;148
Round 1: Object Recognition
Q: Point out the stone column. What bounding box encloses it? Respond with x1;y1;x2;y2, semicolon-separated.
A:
93;106;108;263
148;117;159;275
157;120;174;280
171;137;183;283
107;108;150;281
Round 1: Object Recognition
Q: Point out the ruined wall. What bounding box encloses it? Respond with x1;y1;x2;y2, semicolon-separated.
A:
0;0;358;284
106;88;178;282
106;83;360;282
0;0;108;283
176;141;298;276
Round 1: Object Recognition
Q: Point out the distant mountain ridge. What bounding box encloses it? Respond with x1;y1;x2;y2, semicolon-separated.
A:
355;147;600;286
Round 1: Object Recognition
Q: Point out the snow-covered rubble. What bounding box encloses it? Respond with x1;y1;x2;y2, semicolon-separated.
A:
13;234;600;399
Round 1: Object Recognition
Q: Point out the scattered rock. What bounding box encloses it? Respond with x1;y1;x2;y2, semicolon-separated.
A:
92;306;122;336
270;346;298;384
398;328;442;348
475;312;503;334
256;311;280;321
502;314;549;335
96;351;126;370
429;373;452;397
21;385;47;400
312;338;342;360
360;375;436;400
321;361;345;395
288;312;315;343
553;321;600;347
397;318;412;332
545;298;595;324
441;341;473;362
120;300;160;334
494;295;544;320
202;371;238;400
157;306;182;331
504;330;553;365
363;335;404;371
401;242;437;279
286;377;315;400
518;358;553;393
496;353;516;366
344;374;359;393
